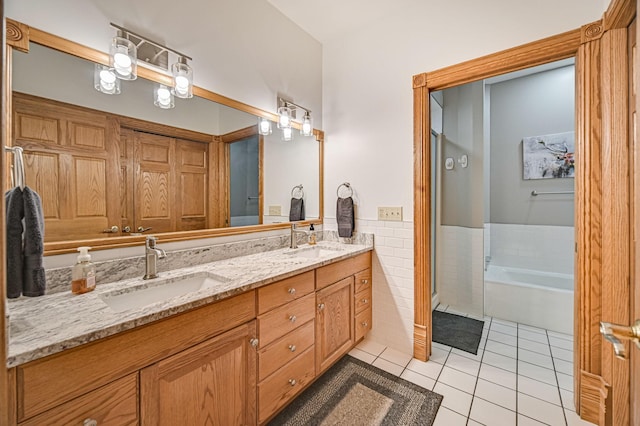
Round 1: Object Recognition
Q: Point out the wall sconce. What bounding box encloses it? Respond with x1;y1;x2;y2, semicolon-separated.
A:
94;64;121;95
277;97;313;139
258;117;272;135
106;23;194;109
154;84;175;109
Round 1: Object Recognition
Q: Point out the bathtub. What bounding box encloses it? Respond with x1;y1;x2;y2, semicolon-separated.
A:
484;265;574;335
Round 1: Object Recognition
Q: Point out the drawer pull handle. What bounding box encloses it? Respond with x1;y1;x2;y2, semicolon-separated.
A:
250;338;259;348
362;279;369;284
361;299;369;304
362;321;369;327
289;315;297;323
289;379;297;386
318;303;325;311
288;344;296;352
84;420;98;426
288;287;296;295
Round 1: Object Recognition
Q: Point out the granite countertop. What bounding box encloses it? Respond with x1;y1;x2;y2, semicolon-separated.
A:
7;241;372;368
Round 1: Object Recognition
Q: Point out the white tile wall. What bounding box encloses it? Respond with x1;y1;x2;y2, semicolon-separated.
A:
437;226;484;317
323;217;415;354
488;223;574;274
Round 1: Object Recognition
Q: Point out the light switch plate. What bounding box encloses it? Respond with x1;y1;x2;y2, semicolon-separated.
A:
378;206;402;221
268;205;281;216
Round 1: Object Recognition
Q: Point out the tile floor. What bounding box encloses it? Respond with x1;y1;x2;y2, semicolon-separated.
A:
349;304;596;426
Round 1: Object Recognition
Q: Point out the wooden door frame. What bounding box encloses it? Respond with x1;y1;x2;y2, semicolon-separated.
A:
413;0;636;423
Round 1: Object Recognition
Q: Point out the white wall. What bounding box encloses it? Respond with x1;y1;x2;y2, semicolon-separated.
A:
322;1;603;351
6;0;323;127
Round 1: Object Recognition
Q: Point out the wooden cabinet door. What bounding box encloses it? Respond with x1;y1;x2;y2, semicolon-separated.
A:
316;276;354;373
140;321;257;426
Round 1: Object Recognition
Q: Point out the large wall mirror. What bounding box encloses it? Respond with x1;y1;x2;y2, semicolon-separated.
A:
6;21;323;254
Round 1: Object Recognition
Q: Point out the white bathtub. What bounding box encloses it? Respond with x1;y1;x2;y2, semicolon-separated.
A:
484;265;574;335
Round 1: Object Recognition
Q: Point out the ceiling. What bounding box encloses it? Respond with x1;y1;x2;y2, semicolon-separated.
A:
266;0;399;44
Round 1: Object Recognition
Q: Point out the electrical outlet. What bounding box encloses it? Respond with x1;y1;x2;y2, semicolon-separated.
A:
268;205;281;216
378;206;403;221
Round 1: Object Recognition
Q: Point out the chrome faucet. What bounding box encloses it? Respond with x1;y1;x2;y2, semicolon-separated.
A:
143;236;166;279
290;223;309;249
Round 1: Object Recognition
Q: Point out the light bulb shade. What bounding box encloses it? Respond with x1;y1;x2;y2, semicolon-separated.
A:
258;117;272;135
300;113;313;137
277;106;292;129
93;64;121;95
154;84;175;109
282;126;293;141
110;35;137;80
172;59;193;99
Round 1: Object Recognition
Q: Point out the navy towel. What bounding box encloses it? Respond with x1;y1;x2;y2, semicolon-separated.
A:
22;187;46;297
5;187;24;298
336;197;355;238
289;198;305;221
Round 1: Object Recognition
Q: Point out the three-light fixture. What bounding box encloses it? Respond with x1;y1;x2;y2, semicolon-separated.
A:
94;23;194;110
260;97;313;140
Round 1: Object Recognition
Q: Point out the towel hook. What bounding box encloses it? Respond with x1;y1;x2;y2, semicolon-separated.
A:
291;184;304;199
337;182;353;198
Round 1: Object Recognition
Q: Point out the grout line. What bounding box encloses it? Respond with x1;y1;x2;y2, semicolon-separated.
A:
465;317;492;423
546;329;569;426
515;323;519;425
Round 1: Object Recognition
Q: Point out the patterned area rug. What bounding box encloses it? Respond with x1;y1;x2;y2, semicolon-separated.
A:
268;355;443;425
432;310;485;355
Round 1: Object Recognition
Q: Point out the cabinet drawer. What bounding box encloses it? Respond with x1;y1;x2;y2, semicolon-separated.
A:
258;347;315;424
259;320;315;381
355;287;372;314
19;374;138;426
316;252;371;289
355;308;372;342
258;293;315;347
354;269;372;293
258;271;315;314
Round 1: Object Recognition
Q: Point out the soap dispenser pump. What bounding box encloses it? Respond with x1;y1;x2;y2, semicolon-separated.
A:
72;246;96;294
308;224;317;245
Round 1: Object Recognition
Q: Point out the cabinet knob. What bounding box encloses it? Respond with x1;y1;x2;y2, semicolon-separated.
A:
362;279;369;284
362;321;369;327
361;299;369;304
318;303;325;311
289;315;297;323
288;287;296;295
288;344;296;352
84;419;98;426
289;379;297;386
249;338;259;348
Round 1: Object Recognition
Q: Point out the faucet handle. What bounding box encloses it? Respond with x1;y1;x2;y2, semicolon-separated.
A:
600;320;640;359
146;235;158;248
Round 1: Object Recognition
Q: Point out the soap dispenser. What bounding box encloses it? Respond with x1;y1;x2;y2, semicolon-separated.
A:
308;224;317;245
72;246;96;294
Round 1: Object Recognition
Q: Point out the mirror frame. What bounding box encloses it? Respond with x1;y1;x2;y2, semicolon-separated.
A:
5;19;324;255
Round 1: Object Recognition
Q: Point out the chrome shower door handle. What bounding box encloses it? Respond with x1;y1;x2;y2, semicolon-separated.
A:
599;319;640;359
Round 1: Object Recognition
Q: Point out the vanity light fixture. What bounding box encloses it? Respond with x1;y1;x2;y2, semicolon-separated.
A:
277;97;313;138
94;64;121;95
110;29;137;80
258;117;272;135
154;84;175;109
282;126;293;141
172;56;193;99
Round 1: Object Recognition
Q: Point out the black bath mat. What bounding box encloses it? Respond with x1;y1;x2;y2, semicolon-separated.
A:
432;310;484;355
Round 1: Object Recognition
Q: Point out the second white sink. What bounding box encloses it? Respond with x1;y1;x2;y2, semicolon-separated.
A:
99;273;228;313
287;245;342;259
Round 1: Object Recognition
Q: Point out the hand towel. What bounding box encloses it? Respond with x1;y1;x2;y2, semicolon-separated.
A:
289;197;305;221
337;197;355;238
5;187;24;298
22;187;46;297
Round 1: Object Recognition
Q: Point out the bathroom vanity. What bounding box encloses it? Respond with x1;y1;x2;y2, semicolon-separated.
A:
6;242;372;425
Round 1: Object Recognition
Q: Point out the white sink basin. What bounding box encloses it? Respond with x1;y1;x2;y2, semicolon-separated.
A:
287;245;342;259
99;273;228;313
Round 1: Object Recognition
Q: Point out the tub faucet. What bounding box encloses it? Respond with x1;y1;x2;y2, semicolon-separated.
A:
143;236;166;280
290;223;309;249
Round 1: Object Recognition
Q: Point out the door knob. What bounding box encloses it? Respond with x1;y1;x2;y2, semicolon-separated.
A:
137;226;152;233
599;319;640;359
102;225;119;233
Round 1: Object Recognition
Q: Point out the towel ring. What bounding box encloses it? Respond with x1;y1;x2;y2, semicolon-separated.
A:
337;182;353;198
291;184;304;199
